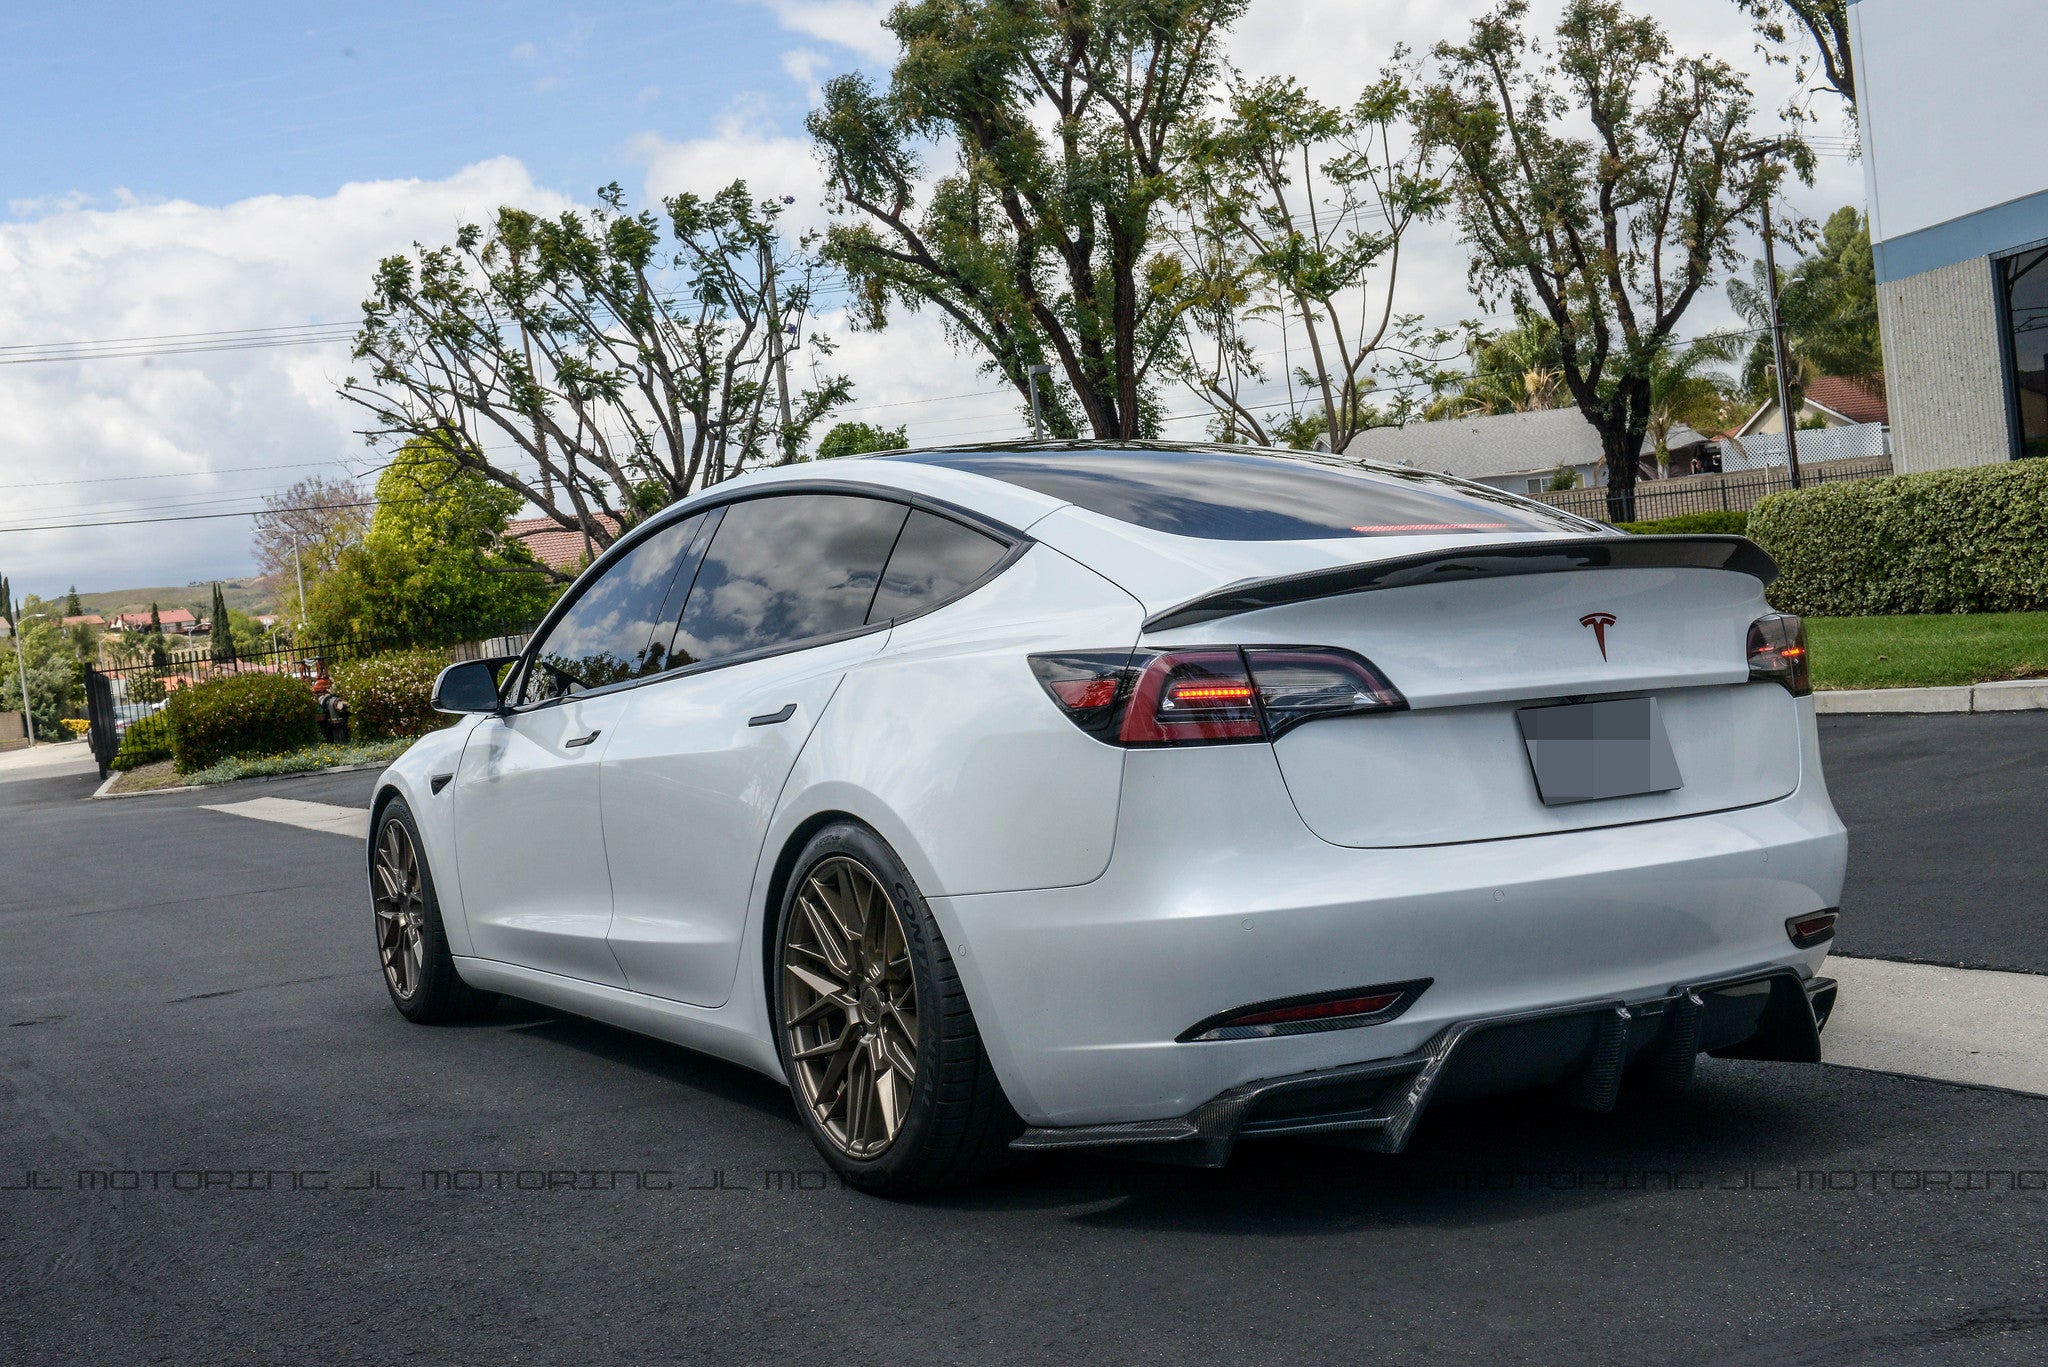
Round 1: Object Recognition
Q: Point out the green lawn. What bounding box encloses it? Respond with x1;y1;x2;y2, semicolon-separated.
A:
1807;611;2048;690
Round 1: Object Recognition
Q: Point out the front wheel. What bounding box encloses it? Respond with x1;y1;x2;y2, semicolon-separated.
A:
772;823;1019;1194
371;797;497;1024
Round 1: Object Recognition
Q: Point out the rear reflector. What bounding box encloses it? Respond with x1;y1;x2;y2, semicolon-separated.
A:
1030;646;1406;747
1179;978;1432;1042
1786;910;1838;949
1748;613;1812;697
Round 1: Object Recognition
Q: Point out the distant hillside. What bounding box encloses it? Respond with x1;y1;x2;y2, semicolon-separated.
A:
69;578;278;620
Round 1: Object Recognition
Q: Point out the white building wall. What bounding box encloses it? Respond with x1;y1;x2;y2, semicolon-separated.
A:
1877;257;2013;473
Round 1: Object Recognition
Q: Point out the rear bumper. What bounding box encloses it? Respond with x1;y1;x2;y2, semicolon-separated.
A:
929;726;1847;1129
1012;968;1837;1166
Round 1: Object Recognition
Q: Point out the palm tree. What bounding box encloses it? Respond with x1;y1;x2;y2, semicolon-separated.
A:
1429;315;1566;419
1644;338;1740;478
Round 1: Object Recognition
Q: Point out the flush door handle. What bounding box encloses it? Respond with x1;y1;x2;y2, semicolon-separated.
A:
564;729;602;748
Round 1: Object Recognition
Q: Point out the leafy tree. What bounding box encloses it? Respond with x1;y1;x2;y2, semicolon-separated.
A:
1734;2;1853;106
1644;338;1740;477
64;586;82;617
250;476;370;614
301;439;560;643
1728;205;1880;405
810;0;1244;440
1427;313;1566;418
1174;68;1453;452
209;583;236;665
345;182;849;572
0;600;81;737
147;603;170;669
815;421;909;458
1421;0;1810;520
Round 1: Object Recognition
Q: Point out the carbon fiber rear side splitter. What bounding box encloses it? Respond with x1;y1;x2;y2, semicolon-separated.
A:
1010;967;1837;1168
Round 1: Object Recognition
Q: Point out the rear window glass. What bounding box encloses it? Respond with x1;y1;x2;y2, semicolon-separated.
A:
866;510;1009;623
891;446;1593;541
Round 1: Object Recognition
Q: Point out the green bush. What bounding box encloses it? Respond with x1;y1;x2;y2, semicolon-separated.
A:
1615;510;1749;537
1748;460;2048;616
164;672;321;773
110;711;175;771
328;648;456;741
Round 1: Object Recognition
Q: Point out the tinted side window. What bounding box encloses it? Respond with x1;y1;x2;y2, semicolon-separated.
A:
523;513;707;703
669;494;909;666
867;510;1008;623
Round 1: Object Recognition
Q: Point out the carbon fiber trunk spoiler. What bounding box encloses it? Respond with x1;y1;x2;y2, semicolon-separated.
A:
1143;535;1778;632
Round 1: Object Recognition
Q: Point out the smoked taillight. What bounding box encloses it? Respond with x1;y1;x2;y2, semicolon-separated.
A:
1178;978;1432;1042
1030;646;1406;746
1748;613;1812;696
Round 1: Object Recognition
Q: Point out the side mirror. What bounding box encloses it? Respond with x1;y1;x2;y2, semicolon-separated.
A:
432;657;514;715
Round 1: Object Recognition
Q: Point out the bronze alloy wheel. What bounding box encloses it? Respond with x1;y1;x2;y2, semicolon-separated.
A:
372;817;427;1001
780;855;920;1160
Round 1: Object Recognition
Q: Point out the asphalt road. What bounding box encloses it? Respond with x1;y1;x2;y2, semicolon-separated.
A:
1823;712;2048;973
3;720;2046;1363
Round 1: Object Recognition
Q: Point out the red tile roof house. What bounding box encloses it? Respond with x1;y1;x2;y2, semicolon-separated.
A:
505;514;622;573
110;609;201;635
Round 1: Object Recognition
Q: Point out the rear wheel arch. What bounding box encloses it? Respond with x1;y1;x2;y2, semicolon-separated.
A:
758;808;874;1006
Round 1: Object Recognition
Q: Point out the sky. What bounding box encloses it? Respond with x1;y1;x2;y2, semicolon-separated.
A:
0;0;1867;596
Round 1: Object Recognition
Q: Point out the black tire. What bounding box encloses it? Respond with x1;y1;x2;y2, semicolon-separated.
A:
771;822;1020;1194
371;796;497;1024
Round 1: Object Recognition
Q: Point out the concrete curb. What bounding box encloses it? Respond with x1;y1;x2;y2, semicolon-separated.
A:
89;760;392;801
1816;679;2048;715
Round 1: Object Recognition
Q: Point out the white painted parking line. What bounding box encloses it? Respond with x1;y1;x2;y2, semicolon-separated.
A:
202;797;370;841
1822;955;2048;1098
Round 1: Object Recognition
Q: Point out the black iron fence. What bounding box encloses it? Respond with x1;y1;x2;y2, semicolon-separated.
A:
82;618;539;777
1533;456;1893;524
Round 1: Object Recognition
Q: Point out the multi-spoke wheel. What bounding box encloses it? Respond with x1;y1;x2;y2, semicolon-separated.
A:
781;856;921;1159
370;797;496;1023
373;819;427;1001
773;823;1020;1193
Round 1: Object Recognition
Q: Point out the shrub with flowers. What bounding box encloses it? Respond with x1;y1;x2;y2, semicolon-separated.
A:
328;648;458;741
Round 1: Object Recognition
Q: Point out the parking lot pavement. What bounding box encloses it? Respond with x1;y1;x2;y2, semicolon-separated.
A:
1822;711;2048;974
4;729;2047;1362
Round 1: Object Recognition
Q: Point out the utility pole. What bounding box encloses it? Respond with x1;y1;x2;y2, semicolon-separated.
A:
292;540;308;628
1759;195;1804;489
1027;364;1049;440
761;239;796;463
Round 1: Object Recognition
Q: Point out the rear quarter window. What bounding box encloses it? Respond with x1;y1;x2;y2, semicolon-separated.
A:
892;446;1594;541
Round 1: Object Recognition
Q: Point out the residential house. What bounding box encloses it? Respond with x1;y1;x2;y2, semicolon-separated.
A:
1346;407;1716;495
1721;376;1890;471
505;514;622;573
110;608;201;636
61;614;105;629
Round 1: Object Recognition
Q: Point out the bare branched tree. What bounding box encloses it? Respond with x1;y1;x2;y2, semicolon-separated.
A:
342;182;850;571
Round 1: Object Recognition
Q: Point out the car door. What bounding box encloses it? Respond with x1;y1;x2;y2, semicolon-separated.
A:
452;512;711;985
601;491;918;1007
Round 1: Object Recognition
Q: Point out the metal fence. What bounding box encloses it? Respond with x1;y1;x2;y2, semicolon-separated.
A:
82;619;538;777
1532;456;1893;524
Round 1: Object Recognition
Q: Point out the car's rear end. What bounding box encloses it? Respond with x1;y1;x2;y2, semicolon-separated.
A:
891;445;1846;1163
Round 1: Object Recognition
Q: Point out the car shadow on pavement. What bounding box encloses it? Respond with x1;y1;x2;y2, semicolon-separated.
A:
939;1063;2000;1232
489;1001;798;1125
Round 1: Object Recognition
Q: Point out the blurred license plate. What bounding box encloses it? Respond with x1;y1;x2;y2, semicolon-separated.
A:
1516;697;1682;806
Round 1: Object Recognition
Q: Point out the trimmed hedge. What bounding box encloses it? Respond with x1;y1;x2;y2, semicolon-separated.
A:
1748;459;2048;616
328;648;454;741
1616;510;1749;537
110;711;175;771
163;672;321;773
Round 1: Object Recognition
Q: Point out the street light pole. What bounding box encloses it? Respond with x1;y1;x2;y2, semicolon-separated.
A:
1027;364;1049;440
1759;193;1804;490
292;540;308;628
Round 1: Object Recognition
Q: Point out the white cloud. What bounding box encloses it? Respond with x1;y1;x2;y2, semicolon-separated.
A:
0;159;571;594
633;107;831;234
747;1;897;65
781;47;830;99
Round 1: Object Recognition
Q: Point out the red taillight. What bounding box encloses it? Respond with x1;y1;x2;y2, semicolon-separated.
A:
1180;979;1431;1041
1748;613;1812;696
1031;646;1407;746
1787;910;1838;949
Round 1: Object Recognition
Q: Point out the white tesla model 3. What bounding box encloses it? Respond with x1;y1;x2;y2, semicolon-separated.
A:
369;443;1846;1192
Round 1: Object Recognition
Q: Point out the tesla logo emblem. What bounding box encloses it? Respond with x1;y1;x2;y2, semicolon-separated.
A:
1579;612;1617;660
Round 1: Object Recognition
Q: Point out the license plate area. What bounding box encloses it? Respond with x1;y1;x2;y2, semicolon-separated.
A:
1516;697;1682;806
